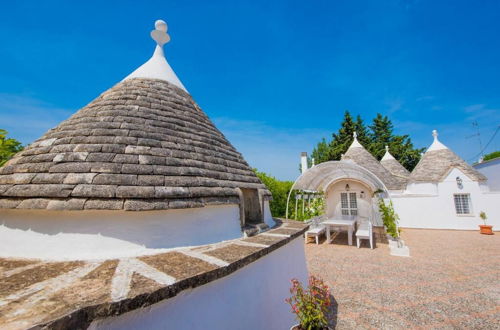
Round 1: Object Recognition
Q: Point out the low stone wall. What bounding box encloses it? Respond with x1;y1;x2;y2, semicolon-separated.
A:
0;221;308;329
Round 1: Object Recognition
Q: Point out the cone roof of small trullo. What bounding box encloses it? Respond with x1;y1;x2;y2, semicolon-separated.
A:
380;146;410;178
409;130;486;183
0;20;270;211
342;133;408;190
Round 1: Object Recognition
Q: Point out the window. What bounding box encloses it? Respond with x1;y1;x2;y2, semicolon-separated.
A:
454;194;472;215
341;192;358;216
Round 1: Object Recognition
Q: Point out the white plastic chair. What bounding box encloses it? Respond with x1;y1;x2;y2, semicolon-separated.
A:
356;220;373;249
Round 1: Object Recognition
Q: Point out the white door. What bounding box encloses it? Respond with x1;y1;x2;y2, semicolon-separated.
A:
340;192;358;216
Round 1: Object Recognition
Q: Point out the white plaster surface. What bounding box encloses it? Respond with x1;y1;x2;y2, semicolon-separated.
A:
393;168;500;230
474;158;500;191
89;236;308;330
325;180;379;224
124;45;187;92
0;205;243;260
427;130;448;151
381;146;395;161
263;200;275;227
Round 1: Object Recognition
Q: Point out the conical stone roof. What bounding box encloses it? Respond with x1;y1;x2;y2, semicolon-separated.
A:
0;22;270;211
343;134;407;190
409;130;486;183
380;146;410;178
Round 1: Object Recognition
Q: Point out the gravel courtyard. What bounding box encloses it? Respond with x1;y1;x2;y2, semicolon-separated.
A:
305;229;500;329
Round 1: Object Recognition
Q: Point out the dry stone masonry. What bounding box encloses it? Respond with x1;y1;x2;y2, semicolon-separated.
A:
0;78;271;210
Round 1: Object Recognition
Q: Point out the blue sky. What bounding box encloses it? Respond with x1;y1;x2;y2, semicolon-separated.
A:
0;0;499;181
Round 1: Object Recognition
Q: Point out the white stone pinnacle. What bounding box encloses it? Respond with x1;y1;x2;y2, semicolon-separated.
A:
349;131;363;148
124;19;187;92
382;145;395;161
427;129;448;152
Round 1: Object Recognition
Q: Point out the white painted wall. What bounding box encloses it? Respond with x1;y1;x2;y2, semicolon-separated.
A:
0;205;243;260
263;200;276;227
474;158;500;191
393;168;500;230
325;180;374;220
89;237;308;330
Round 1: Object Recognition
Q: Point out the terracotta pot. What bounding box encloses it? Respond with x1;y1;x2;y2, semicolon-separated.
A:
479;225;494;235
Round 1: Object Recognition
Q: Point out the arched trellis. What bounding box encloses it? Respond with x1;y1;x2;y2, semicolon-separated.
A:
285;161;393;225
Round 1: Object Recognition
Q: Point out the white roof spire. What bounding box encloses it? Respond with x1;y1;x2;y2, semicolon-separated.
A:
427;129;448;152
381;145;395;161
349;131;363;148
124;19;187;92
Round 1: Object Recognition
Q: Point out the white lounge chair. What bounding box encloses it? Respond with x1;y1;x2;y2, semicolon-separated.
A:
356;220;373;249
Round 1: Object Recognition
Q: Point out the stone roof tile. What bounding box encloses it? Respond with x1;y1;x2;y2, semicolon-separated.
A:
0;79;269;210
409;149;487;182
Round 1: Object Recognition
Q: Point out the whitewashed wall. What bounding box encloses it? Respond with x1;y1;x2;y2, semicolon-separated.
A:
393;168;500;230
474;158;500;191
0;205;243;260
325;180;374;220
263;200;275;227
89;237;308;330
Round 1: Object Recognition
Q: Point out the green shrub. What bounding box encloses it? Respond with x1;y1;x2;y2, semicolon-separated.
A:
378;199;399;238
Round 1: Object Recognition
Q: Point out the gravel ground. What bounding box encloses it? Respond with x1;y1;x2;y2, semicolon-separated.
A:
305;229;500;329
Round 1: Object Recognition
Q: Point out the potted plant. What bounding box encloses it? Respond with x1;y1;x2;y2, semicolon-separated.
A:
479;211;493;235
378;199;410;256
378;199;399;241
286;276;332;330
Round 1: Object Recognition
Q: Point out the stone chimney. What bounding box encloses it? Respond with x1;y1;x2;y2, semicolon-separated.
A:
301;152;308;174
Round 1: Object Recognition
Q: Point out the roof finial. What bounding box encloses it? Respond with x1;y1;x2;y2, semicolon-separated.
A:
427;129;448;152
348;131;363;148
151;20;171;47
123;19;187;92
381;144;395;161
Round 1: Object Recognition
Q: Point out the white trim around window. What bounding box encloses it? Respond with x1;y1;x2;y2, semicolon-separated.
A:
453;193;473;216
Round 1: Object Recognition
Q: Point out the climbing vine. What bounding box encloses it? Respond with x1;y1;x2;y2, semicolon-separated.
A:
378;199;400;238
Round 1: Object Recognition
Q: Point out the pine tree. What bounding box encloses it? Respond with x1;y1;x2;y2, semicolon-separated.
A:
311;138;330;164
368;113;393;160
368;114;424;170
328;110;358;160
389;135;423;171
310;112;423;171
354;115;371;146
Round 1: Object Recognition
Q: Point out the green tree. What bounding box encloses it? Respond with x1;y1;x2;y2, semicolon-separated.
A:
368;114;423;170
310;138;330;164
368;113;393;159
0;130;23;166
354;115;371;146
254;170;294;218
389;135;423;171
328;110;359;160
310;112;423;171
483;150;500;162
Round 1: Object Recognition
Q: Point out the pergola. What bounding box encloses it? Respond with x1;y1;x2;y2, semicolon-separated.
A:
286;160;390;219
